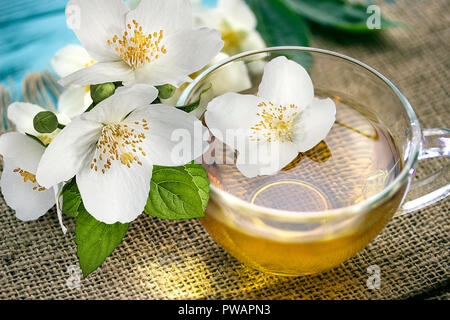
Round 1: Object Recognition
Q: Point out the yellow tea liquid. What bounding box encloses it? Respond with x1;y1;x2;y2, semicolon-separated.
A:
201;96;404;275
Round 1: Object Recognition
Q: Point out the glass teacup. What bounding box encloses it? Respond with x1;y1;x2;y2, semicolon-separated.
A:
178;47;449;276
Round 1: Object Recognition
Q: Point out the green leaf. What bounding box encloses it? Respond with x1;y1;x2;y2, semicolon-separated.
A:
184;162;210;211
246;0;309;46
144;163;210;220
61;179;82;218
75;207;129;277
177;85;211;113
245;0;311;68
282;0;401;33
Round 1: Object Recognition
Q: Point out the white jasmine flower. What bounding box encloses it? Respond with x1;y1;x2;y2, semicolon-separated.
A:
51;44;95;117
205;56;336;178
0;133;57;225
192;0;266;55
1;102;86;233
36;85;208;224
60;0;223;88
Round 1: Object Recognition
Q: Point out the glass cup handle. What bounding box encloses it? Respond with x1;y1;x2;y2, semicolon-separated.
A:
398;128;450;215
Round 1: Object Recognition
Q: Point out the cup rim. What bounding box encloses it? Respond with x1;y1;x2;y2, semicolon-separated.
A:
177;46;422;222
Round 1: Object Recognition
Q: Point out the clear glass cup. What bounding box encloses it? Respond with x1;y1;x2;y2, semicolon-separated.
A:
178;47;450;276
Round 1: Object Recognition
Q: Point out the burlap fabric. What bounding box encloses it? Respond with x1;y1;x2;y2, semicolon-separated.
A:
0;0;448;300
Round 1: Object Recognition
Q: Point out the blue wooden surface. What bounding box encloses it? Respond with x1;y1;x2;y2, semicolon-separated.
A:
0;0;78;96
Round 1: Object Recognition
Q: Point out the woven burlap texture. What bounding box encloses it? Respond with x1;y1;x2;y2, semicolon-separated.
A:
0;0;448;299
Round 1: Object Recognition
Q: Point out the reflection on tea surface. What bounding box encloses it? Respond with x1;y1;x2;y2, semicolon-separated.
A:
205;96;401;212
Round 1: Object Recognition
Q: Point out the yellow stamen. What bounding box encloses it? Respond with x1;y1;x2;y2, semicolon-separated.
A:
90;122;149;174
250;101;300;143
107;21;167;70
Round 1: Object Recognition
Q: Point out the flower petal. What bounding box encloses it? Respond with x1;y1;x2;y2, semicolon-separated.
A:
1;160;55;221
258;56;314;108
65;0;128;61
58;86;92;119
127;0;192;35
59;61;134;87
82;84;158;124
217;0;257;31
125;104;209;166
205;93;259;151
76;149;153;224
236;140;299;178
132;28;223;87
292;98;336;152
51;44;93;78
7;102;45;135
0;132;45;173
36;119;102;188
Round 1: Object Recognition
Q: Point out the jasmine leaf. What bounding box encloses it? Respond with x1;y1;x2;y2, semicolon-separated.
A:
184;162;210;211
281;0;402;33
75;207;129;277
145;164;209;220
177;85;211;113
245;0;311;69
61;179;82;218
246;0;309;47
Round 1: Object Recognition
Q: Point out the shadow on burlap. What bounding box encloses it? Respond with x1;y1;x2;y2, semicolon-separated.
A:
0;0;448;299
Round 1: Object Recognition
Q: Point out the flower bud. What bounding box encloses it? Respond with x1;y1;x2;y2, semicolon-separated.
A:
91;83;116;104
33;111;59;134
156;84;176;100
